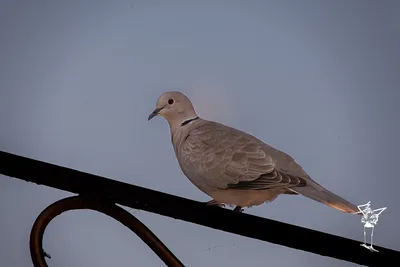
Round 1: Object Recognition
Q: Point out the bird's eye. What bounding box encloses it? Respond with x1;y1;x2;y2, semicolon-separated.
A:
168;98;174;105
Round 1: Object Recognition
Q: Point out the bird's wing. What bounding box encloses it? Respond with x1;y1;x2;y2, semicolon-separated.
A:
182;121;307;190
182;121;359;213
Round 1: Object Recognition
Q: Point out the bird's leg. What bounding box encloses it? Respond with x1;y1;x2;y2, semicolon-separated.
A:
233;206;243;213
205;199;225;208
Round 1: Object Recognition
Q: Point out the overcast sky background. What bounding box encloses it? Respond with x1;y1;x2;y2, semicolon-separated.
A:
1;1;400;266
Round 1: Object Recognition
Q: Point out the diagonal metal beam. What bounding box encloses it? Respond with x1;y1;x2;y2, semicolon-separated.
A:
1;150;399;266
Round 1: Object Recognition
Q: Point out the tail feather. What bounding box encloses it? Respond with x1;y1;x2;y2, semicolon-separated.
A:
291;181;360;215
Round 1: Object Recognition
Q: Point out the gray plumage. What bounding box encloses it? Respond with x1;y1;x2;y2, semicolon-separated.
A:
148;91;359;214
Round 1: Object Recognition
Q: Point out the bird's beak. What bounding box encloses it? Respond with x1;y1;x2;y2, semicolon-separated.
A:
148;107;163;121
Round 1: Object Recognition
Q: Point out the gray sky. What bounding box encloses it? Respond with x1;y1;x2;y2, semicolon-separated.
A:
1;1;399;266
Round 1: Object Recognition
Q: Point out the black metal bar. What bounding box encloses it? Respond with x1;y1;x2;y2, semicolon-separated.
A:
1;150;400;266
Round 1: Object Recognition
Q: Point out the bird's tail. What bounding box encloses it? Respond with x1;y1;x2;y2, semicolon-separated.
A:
290;180;360;215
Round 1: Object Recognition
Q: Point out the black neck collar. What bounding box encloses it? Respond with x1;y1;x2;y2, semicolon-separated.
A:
180;117;199;127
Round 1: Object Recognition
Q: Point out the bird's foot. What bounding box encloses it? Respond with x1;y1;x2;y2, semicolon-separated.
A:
233;206;244;213
205;199;225;208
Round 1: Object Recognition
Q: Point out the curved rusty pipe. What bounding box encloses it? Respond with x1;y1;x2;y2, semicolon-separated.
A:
29;195;184;267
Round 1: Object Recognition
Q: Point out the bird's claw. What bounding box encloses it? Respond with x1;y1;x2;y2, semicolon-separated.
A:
233;206;243;213
205;200;225;208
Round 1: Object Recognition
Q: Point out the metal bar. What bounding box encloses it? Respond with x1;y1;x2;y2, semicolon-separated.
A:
1;150;399;266
30;195;184;267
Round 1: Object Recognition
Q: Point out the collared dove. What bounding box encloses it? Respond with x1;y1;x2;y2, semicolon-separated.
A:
148;91;359;214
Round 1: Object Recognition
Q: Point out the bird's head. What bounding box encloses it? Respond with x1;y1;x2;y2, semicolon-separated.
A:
148;91;198;129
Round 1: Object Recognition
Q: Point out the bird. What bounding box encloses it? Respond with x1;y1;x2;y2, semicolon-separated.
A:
148;91;359;214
